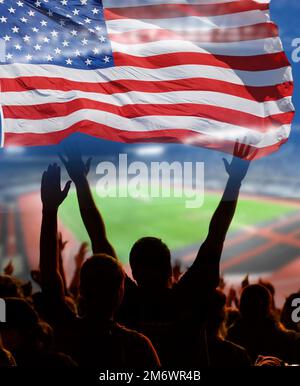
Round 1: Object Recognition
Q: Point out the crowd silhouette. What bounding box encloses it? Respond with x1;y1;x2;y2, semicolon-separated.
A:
1;142;300;369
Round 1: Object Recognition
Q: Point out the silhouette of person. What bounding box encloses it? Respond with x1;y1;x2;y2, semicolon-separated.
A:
203;289;251;368
59;140;254;366
39;164;160;368
0;297;76;367
227;284;300;364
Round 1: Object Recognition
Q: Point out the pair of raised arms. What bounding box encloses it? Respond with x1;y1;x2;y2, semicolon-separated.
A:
39;141;255;299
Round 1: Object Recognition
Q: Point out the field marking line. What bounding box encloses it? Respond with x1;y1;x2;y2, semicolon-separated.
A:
257;229;300;248
179;212;300;265
287;229;300;238
221;213;300;270
207;189;300;208
221;240;277;271
218;212;300;250
224;228;261;248
268;255;300;281
220;208;300;271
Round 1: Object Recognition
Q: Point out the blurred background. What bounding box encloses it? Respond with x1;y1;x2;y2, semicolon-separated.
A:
0;0;299;306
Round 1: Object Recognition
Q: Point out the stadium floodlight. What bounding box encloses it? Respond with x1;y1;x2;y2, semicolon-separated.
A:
4;146;25;154
134;145;165;156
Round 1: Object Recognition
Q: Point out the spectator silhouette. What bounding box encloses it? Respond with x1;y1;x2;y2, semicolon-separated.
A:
258;279;280;318
204;289;251;368
227;284;300;364
39;164;160;368
59;140;254;366
0;334;16;367
0;297;76;368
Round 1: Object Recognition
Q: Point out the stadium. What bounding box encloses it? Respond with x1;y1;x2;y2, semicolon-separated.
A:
2;0;300;374
1;129;300;307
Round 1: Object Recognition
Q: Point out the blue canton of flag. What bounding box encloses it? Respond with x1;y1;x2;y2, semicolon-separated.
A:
0;0;114;69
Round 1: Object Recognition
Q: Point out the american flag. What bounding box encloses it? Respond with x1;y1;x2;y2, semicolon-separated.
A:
0;0;295;157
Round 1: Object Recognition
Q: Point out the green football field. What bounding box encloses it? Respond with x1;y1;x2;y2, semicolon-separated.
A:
59;189;299;264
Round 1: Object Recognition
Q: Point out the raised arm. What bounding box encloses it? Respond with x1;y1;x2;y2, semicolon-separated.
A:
200;142;256;257
57;232;68;295
176;141;256;292
69;242;88;298
40;164;71;301
59;145;117;258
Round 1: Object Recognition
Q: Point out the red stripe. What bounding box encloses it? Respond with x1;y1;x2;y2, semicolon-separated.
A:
109;23;277;44
4;121;286;160
3;100;294;132
104;1;269;20
1;77;293;103
113;51;290;71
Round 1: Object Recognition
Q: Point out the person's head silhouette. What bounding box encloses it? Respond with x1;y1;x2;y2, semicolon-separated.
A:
80;254;125;320
240;284;272;321
130;237;172;290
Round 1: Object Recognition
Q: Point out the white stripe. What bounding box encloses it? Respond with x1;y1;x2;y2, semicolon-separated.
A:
103;0;268;8
107;11;270;34
2;90;294;118
0;103;4;147
4;110;289;148
111;37;283;56
0;63;292;87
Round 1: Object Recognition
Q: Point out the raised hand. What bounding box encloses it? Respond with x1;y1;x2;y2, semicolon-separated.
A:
58;232;68;252
172;260;184;284
59;143;116;257
31;269;41;286
41;164;72;210
59;142;92;185
241;274;249;289
227;286;239;308
75;242;88;269
223;139;258;182
40;165;68;299
4;260;14;276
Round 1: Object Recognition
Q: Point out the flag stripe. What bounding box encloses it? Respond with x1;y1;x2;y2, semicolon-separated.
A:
1;77;293;103
111;38;284;57
107;11;271;33
108;23;278;44
2;90;292;118
104;1;269;20
113;52;289;71
0;64;292;87
5;125;285;162
3;100;294;133
103;0;259;7
4;110;290;145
